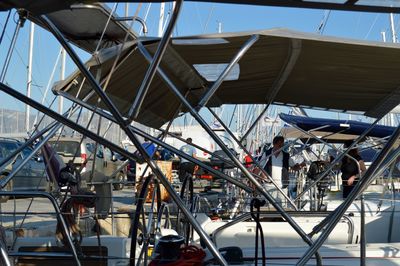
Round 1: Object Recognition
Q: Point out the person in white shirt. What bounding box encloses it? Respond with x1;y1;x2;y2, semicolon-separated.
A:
262;136;304;207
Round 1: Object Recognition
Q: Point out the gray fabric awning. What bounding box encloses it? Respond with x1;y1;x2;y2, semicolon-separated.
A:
28;3;138;53
0;1;86;14
53;39;208;128
54;28;400;128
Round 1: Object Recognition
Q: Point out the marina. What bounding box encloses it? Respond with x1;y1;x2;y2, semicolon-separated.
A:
1;1;400;265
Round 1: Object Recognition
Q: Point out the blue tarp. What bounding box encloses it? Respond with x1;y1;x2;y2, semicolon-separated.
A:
280;113;395;140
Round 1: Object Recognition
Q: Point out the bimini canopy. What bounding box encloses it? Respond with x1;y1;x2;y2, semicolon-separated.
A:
54;28;400;128
280;113;395;142
27;3;138;53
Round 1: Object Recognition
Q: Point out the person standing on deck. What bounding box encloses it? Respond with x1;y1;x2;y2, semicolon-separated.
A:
341;140;366;198
262;136;304;206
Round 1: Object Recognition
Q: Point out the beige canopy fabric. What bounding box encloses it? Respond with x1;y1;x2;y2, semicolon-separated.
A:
54;28;400;128
53;39;208;128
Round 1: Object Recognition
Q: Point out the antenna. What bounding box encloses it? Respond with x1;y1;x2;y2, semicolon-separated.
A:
381;31;387;42
217;21;222;33
390;13;398;43
158;3;166;37
58;48;66;114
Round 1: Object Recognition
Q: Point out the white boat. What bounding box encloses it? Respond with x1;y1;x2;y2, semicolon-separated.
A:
2;1;400;265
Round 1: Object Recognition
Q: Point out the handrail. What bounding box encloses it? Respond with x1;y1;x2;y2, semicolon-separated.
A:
211;212;354;246
156;203;171;232
0;191;81;266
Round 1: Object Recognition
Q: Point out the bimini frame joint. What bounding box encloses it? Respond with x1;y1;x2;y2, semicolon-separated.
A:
127;0;183;121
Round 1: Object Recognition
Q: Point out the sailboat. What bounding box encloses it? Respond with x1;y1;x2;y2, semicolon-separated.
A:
1;1;400;266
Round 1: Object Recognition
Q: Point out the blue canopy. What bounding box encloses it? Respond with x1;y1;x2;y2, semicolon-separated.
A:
280;113;395;141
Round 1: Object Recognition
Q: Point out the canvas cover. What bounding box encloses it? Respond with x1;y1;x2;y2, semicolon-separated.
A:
280;113;395;142
28;3;138;53
54;28;400;128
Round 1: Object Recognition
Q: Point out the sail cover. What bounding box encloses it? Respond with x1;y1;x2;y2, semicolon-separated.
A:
280;113;395;142
54;28;400;128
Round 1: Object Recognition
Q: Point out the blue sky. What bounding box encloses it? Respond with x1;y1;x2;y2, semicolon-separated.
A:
0;3;398;122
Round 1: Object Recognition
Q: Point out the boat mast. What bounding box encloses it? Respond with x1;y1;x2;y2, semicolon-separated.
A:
58;48;66;114
380;31;391;126
125;3;129;17
390;13;398;43
389;13;397;126
158;3;165;37
26;22;34;133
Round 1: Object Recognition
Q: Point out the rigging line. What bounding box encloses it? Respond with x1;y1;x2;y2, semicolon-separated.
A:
163;2;181;35
29;47;61;110
364;14;380;40
33;48;63;128
195;2;205;33
228;105;238;128
188;113;195;127
243;105;251;126
139;3;152;36
317;10;331;35
162;2;174;33
30;96;58;137
219;106;225;119
239;105;250;133
354;13;363;38
246;106;257;130
103;3;143;91
242;105;255;134
0;17;22;82
395;15;400;36
203;4;215;34
0;10;11;47
162;4;170;33
0;19;51;109
175;17;179;37
31;24;44;84
94;3;118;53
